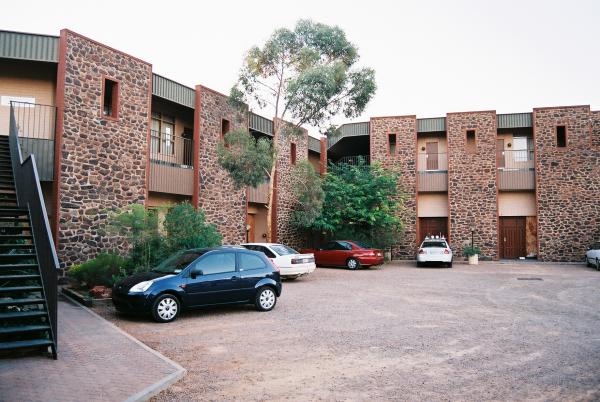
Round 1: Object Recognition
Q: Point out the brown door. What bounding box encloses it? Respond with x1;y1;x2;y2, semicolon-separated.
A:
500;217;526;259
426;142;438;170
247;214;255;243
419;217;448;243
496;139;505;168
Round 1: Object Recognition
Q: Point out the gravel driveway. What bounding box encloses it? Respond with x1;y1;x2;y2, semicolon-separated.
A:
95;262;600;401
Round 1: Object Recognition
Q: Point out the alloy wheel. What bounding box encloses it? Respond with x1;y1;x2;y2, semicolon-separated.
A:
157;297;178;321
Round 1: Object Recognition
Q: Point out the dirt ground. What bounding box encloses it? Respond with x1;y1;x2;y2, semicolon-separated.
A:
95;261;600;401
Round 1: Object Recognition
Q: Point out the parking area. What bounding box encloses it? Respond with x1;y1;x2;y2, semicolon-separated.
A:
95;261;600;401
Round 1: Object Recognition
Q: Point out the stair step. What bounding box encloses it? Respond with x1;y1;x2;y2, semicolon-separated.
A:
0;339;53;351
0;325;50;335
0;298;45;306
0;310;46;320
0;254;36;260
0;244;34;249
0;274;40;280
0;209;27;216
0;217;29;223
0;286;42;293
0;264;38;269
0;235;32;241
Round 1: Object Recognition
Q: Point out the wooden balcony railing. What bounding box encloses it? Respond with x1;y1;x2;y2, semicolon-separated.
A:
149;131;194;195
418;153;447;192
248;182;269;204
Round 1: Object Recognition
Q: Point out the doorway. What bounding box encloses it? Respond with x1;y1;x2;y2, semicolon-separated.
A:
499;217;526;258
419;217;448;243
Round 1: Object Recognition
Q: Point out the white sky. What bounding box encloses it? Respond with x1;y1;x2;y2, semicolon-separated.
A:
2;0;599;134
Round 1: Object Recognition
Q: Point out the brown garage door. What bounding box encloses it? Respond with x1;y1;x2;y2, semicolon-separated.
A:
500;217;526;259
419;217;448;243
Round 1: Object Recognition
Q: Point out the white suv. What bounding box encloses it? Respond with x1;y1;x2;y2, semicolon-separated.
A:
417;236;453;268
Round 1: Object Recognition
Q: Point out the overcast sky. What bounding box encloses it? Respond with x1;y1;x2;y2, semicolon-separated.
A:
2;0;599;134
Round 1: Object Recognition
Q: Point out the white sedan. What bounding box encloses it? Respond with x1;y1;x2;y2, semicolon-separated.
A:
241;243;316;279
585;242;600;270
416;236;453;268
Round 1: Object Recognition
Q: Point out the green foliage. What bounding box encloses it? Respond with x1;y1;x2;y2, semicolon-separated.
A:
163;203;222;252
217;129;274;188
290;160;324;228
312;160;404;249
463;245;481;257
67;253;126;288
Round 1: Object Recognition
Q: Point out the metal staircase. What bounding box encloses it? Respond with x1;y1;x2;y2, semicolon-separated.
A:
0;103;59;359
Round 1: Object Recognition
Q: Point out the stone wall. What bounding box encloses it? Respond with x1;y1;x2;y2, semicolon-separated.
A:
534;106;600;261
57;30;151;267
274;121;309;250
196;85;247;245
446;111;498;259
370;116;417;259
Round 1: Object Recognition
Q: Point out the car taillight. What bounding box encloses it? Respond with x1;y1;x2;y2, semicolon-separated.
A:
418;248;425;254
444;249;450;254
269;258;280;272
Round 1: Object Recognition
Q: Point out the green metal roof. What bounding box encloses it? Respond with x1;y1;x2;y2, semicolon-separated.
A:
0;30;59;63
308;136;321;153
151;74;195;109
497;113;532;128
249;112;273;136
328;122;370;148
417;117;446;132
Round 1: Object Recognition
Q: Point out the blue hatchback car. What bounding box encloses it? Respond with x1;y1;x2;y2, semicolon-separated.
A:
112;247;282;322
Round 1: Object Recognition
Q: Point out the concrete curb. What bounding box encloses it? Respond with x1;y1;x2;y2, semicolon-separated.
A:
61;294;186;402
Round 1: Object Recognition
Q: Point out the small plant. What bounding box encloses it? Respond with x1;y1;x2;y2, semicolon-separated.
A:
463;245;481;257
67;252;126;288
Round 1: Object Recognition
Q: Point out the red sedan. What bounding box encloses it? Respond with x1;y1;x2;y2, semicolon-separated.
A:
302;240;384;270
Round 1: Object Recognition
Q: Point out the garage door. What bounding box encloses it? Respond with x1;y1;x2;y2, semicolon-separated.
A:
419;217;448;243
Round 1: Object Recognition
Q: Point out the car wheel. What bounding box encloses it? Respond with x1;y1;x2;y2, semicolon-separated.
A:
596;258;600;271
416;261;422;268
255;286;277;311
346;258;360;270
152;294;180;323
586;257;592;267
447;261;453;268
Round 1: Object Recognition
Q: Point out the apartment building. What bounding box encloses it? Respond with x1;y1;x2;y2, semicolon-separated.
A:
0;29;326;269
328;110;600;262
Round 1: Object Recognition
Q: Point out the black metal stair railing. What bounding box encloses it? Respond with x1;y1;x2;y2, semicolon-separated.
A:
9;101;59;358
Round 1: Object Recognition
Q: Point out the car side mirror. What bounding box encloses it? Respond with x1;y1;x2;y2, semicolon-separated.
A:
190;269;203;279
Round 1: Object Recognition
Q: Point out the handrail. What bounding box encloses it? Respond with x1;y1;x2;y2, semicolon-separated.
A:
9;102;59;355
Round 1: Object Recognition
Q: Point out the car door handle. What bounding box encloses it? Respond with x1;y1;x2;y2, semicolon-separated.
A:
231;276;240;280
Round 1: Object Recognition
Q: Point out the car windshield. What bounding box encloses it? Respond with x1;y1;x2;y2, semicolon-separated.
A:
422;241;448;248
352;241;372;249
271;245;299;256
153;251;205;274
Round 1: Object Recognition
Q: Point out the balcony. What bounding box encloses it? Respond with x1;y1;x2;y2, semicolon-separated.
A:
248;182;269;204
149;130;194;195
497;150;535;191
417;153;447;192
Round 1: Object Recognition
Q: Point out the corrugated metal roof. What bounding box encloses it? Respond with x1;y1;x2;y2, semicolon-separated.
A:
152;74;195;109
249;112;273;136
497;113;532;128
328;122;369;148
0;30;59;63
308;136;321;153
417;117;445;132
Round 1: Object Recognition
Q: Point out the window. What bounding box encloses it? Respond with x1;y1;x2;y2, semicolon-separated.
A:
154;251;204;274
512;137;529;162
221;119;230;139
102;78;119;118
388;134;397;155
556;126;567;147
239;253;267;271
337;241;353;250
192;252;236;275
151;112;175;155
290;143;297;165
466;130;476;153
270;245;298;256
258;246;276;259
321;242;338;251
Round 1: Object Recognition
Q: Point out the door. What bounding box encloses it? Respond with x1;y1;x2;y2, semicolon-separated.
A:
237;252;269;300
247;214;255;243
500;217;526;259
182;127;193;166
426;142;438;170
419;217;448;243
185;251;241;306
496;139;505;168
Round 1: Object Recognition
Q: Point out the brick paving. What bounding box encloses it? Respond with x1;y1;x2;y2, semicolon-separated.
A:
0;295;184;402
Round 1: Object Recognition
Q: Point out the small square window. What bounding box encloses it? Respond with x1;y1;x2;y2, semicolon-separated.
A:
290;143;297;165
388;134;397;155
556;126;567;147
102;78;119;118
221;119;230;139
466;130;476;153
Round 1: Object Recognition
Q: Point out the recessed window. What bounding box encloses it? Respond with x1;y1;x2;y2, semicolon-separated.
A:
290;143;297;165
221;119;230;139
388;134;397;155
556;126;567;147
102;78;119;118
466;130;476;153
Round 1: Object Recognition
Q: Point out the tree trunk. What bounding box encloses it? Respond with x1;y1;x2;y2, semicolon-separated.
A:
265;120;280;243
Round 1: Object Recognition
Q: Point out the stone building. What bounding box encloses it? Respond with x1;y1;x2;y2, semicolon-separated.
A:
0;29;326;269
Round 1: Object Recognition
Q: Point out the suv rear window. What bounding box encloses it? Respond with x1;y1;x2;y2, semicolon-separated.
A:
422;241;448;248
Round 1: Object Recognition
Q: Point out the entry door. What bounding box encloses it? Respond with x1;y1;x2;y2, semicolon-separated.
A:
247;214;255;243
419;217;448;243
426;142;438;170
496;139;505;168
500;217;526;259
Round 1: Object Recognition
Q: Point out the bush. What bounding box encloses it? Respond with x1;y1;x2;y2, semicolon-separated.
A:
463;245;481;257
163;203;222;252
67;253;126;288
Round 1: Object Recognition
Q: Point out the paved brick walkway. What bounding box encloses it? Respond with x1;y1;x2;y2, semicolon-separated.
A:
0;296;185;402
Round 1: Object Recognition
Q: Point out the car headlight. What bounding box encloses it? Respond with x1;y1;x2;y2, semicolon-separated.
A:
129;280;153;293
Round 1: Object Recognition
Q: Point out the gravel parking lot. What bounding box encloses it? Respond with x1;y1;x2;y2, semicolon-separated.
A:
95;261;600;401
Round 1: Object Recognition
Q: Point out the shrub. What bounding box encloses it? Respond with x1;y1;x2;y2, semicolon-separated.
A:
67;252;126;288
463;245;481;257
163;203;222;252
